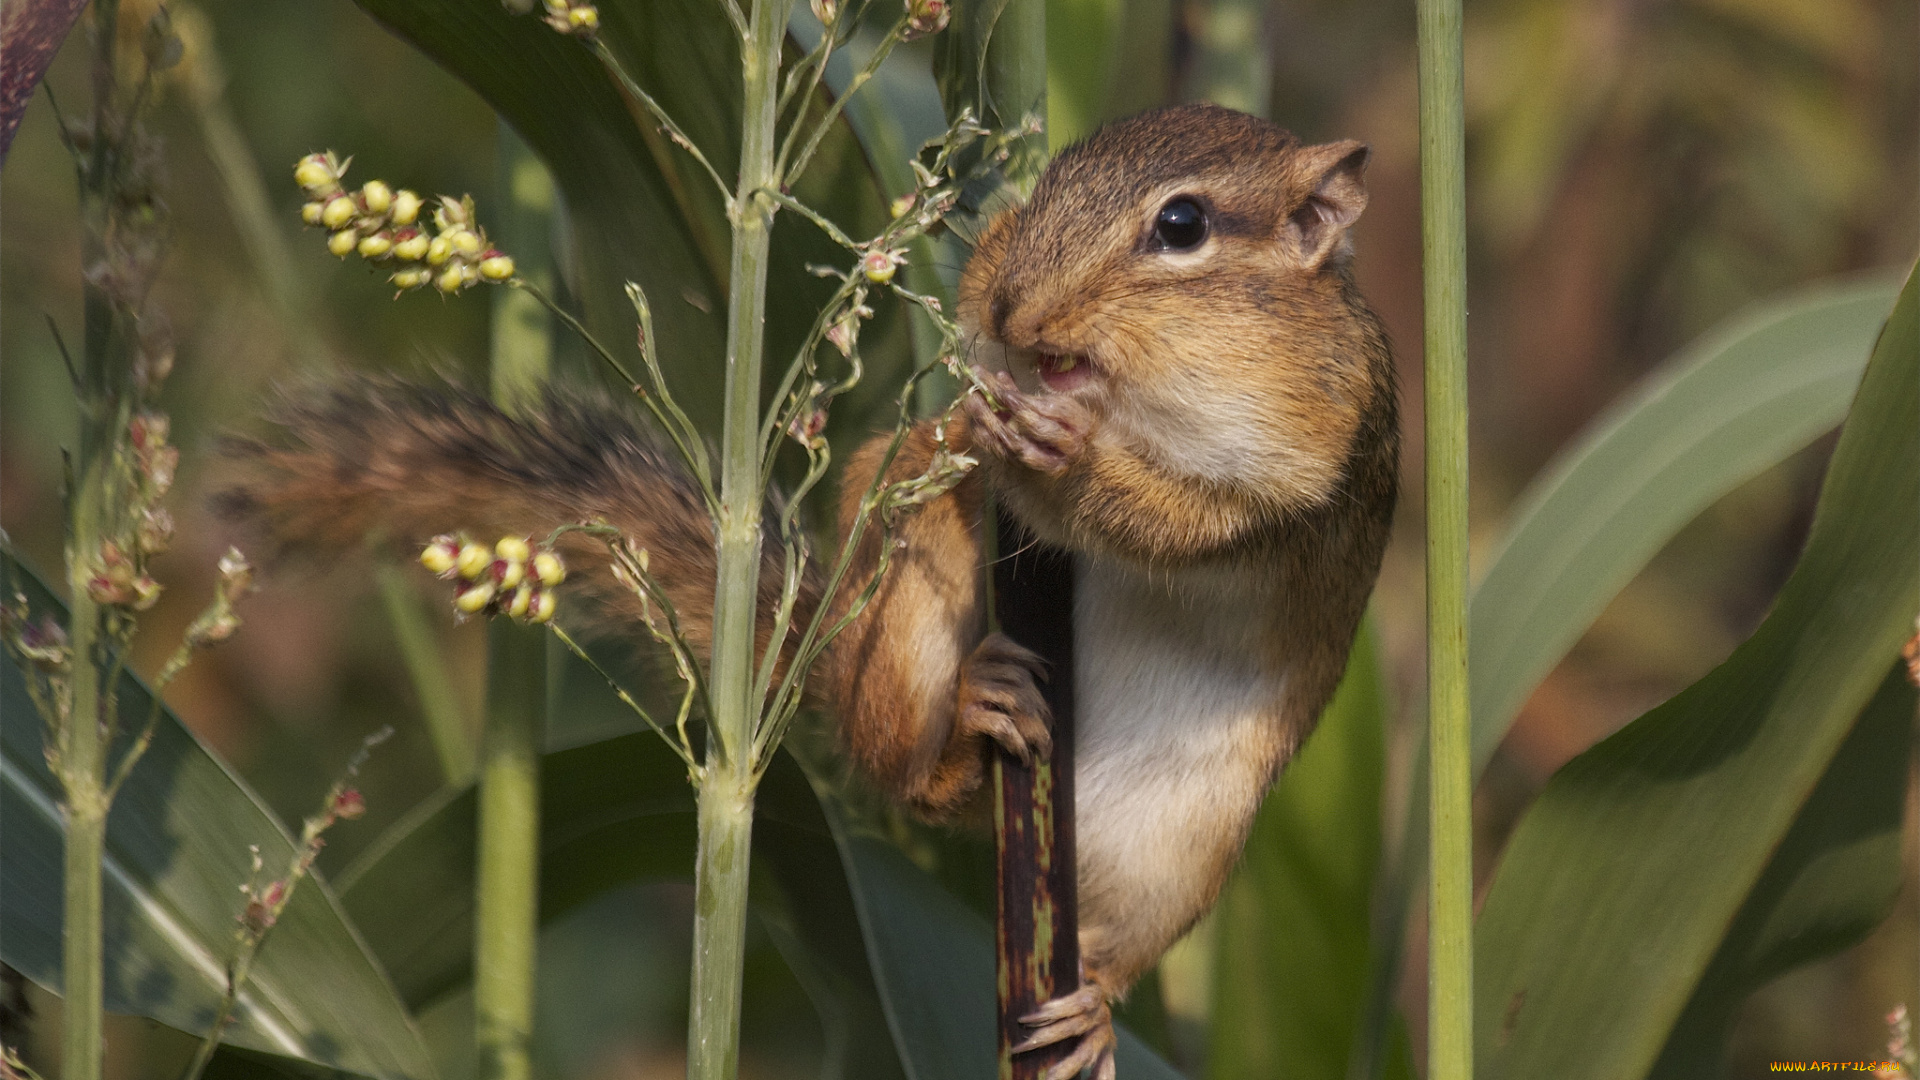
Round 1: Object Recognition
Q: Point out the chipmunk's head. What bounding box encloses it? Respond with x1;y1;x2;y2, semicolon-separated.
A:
959;103;1391;509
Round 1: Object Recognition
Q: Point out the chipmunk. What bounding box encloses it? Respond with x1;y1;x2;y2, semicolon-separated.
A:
219;103;1397;1080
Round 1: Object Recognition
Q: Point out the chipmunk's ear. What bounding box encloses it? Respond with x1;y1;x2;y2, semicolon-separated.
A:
1282;141;1369;270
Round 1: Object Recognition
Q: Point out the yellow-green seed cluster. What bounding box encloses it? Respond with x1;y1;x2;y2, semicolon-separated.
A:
294;152;515;295
420;534;565;624
538;0;600;33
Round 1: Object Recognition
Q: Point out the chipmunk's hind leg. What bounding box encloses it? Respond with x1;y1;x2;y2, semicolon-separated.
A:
1015;980;1116;1080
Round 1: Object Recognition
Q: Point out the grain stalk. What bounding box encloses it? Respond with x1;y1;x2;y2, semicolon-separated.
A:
1416;0;1473;1073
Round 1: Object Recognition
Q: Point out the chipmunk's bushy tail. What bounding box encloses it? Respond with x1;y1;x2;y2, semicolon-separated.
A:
215;376;814;662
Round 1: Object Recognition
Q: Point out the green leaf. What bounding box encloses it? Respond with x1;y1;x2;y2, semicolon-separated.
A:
0;555;435;1080
1647;666;1915;1077
337;722;1187;1078
1469;272;1905;773
336;732;909;1079
818;797;1185;1080
1474;269;1919;1078
1045;0;1122;146
1206;623;1414;1080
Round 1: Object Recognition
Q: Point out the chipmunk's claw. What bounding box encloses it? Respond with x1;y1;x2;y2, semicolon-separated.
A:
1014;983;1115;1080
957;632;1052;763
964;371;1089;477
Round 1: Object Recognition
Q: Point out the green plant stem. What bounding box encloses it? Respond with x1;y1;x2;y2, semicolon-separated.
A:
1416;0;1472;1074
472;123;556;1080
374;566;474;784
60;1;126;1074
688;1;792;1076
475;620;544;1080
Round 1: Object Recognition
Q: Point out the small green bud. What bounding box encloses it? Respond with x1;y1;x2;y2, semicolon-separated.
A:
391;229;430;262
321;195;357;230
495;536;532;563
532;550;566;587
478;251;515;281
391;189;423;226
455;580;496;614
421;536;459;574
130;575;164;611
861;248;900;283
360;180;393;215
447;228;482;257
357;232;394;259
455;542;492;579
327;229;359;257
301;201;327;227
437;265;467;294
568;5;599;29
425;235;454;267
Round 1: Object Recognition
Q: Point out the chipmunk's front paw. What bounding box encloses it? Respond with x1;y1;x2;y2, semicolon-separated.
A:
965;371;1090;477
1015;982;1116;1080
956;631;1052;764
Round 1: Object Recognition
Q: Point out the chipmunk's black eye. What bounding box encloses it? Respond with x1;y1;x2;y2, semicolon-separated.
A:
1153;197;1208;251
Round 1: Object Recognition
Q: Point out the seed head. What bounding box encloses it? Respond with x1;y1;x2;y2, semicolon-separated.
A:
392;228;430;262
390;267;431;292
532;550;566;588
420;536;460;575
301;201;327;227
320;195;357;230
425;235;453;267
455;542;492;580
360;180;393;215
455;580;496;614
390;189;423;226
327;229;358;258
527;589;557;624
357;232;394;260
436;265;467;294
295;153;342;195
478;251;516;282
506;583;534;619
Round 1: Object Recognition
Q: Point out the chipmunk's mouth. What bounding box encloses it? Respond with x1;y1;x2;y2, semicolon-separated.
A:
1036;352;1096;392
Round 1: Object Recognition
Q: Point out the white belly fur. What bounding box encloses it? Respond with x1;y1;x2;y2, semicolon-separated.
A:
1072;555;1287;975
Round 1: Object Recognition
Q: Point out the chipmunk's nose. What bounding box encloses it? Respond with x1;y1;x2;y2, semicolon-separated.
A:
989;293;1012;341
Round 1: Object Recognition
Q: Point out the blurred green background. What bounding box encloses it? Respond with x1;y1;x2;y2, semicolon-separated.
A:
1;0;1914;1076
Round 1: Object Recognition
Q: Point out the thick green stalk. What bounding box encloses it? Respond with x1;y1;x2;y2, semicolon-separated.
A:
61;2;125;1074
475;620;544;1080
473;123;556;1080
1416;0;1472;1076
61;451;110;1080
689;1;791;1076
59;757;106;1080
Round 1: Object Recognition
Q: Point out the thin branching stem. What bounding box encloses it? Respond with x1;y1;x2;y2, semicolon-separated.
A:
585;36;734;202
549;623;699;770
777;13;910;185
719;0;749;39
512;279;719;512
762;188;864;251
775;8;842;125
623;282;714;493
